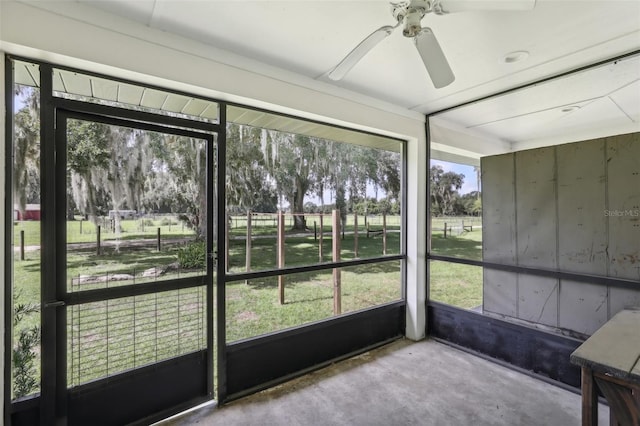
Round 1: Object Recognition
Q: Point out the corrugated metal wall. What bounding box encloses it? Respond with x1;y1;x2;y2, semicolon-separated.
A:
482;132;640;336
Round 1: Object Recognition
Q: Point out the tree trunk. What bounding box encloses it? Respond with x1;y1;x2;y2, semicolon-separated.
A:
335;185;347;225
291;189;306;231
84;175;100;227
290;178;308;231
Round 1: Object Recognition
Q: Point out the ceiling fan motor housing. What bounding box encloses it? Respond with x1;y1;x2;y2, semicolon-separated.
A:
392;0;438;38
403;8;426;37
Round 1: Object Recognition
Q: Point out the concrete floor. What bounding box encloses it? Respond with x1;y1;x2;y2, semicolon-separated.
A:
160;339;609;426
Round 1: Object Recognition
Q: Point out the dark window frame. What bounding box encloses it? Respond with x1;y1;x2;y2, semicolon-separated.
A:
5;54;409;419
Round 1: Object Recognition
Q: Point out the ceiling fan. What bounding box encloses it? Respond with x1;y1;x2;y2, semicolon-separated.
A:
328;0;536;89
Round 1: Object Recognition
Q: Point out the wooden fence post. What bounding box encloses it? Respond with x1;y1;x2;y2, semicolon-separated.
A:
319;214;324;262
97;225;101;255
20;230;25;261
332;209;341;315
382;212;387;255
444;222;448;239
278;211;285;304
245;211;252;284
354;213;359;258
157;227;161;251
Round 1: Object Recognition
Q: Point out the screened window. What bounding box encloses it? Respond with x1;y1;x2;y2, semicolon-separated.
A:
224;107;405;342
428;158;482;310
10;60;42;399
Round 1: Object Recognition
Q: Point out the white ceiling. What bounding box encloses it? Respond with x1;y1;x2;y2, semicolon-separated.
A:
431;53;640;163
70;0;640;113
16;0;640;161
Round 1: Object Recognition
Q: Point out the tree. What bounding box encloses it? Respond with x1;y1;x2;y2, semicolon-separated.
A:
13;86;40;217
147;134;208;238
226;124;277;213
224;122;403;231
453;191;481;216
430;165;465;216
377;150;401;201
100;126;150;237
67;119;111;224
262;132;318;231
472;198;482;216
311;140;334;214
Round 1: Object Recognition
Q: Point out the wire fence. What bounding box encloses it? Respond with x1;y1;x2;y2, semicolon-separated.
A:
227;212;402;230
67;286;206;387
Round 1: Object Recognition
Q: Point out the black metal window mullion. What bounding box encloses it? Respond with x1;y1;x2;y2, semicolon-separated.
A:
215;103;228;402
427;253;640;291
52;97;221;135
63;278;207;306
425;119;432;304
39;61;62;426
224;255;405;284
202;126;216;400
4;55;16;426
401;136;408;301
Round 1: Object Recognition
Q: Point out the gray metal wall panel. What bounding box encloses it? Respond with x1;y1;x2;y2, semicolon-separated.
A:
480;132;639;336
515;147;557;269
558;280;608;336
482;153;516;264
609;287;640;318
607;133;640;280
557;139;607;275
517;275;558;327
483;269;517;317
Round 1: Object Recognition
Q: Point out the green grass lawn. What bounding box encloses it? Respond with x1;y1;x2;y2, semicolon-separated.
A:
429;228;483;309
431;228;482;260
429;261;483;309
9;214;480;399
226;260;401;342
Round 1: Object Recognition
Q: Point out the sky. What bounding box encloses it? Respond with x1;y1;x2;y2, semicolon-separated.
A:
431;159;479;195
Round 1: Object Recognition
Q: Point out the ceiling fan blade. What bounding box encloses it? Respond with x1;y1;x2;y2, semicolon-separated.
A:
328;25;396;81
415;28;455;89
437;0;536;13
